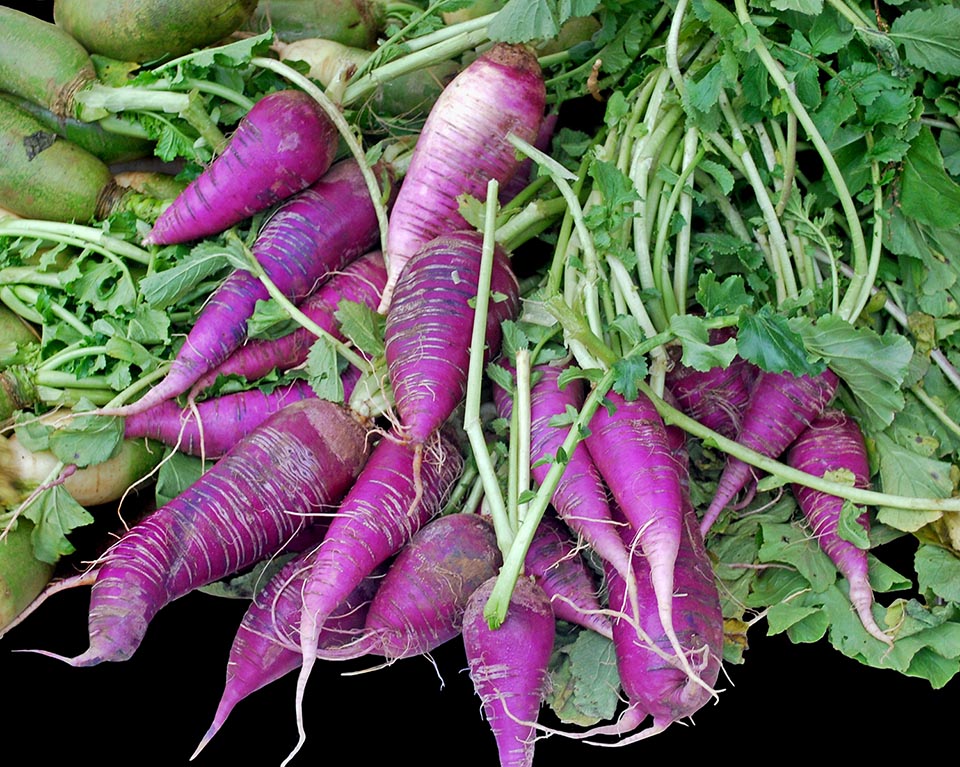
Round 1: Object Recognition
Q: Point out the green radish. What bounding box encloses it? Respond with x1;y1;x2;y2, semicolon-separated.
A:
0;93;154;165
246;0;386;49
0;304;39;350
53;0;259;63
0;519;55;632
112;170;188;201
0;7;103;121
0;368;38;426
0;419;164;512
0;98;164;223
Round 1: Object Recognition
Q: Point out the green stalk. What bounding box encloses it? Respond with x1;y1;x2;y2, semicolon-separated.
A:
513;349;532;529
482;329;676;628
101;363;170;410
463;180;513;555
4;285;90;338
0;220;153;265
717;89;797;305
341;27;491;107
494;196;567;254
732;0;869;321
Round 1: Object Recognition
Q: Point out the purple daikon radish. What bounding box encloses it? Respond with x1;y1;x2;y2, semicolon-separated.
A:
143;89;338;246
378;43;546;312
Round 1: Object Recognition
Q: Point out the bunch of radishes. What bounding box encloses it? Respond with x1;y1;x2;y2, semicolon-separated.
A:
4;3;956;766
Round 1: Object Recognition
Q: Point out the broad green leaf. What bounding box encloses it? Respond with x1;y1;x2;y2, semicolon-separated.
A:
305;337;345;403
245;298;298;340
669;314;738;371
22;486;94;564
611;353;648;400
487;0;559;43
139;242;232;308
874;433;955;533
890;6;960;77
547;628;620;725
758;521;836;592
336;299;385;358
737;306;823;376
769;0;821;14
837;499;871;549
765;601;820;634
791;314;913;429
47;413;124;468
696;272;753;316
915;544;960;603
807;5;853;55
154;449;207;508
697;159;735;196
900;126;960;229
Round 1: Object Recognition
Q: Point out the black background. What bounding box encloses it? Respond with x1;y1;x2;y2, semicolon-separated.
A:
4;4;957;765
2;552;955;767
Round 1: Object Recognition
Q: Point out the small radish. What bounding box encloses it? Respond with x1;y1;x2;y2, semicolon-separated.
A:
122;379;320;458
584;389;693;679
101;157;385;419
664;326;757;440
143;88;339;246
289;427;464;762
524;515;613;640
189;249;387;395
492;360;636;607
700;367;840;535
462;574;555;767
192;545;381;757
593;496;723;743
786;408;893;646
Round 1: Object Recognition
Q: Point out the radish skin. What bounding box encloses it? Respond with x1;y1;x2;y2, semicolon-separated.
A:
493;361;636;605
700;367;840;536
596;497;723;743
384;229;519;446
143;89;339;246
122;379;319;458
360;511;502;659
193;548;381;758
278;512;502;664
378;43;546;312
199;510;498;759
664;327;756;440
462;575;555;767
523;515;613;640
32;399;369;666
786;409;893;646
